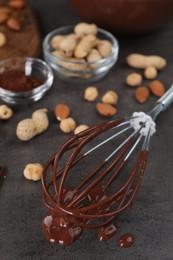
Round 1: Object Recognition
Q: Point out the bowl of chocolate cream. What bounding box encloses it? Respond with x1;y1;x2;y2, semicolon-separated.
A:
69;0;173;34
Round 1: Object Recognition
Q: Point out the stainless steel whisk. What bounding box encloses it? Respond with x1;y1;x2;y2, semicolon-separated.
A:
42;84;173;244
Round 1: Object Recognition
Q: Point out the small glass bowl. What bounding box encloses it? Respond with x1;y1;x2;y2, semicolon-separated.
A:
43;25;119;83
0;57;54;105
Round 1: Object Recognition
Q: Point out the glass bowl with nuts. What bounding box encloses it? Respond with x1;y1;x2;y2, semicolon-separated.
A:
43;23;119;83
0;57;54;105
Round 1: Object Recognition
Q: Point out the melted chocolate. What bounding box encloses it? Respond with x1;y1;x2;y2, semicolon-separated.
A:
42;214;83;245
98;223;118;241
117;233;134;248
41;119;148;246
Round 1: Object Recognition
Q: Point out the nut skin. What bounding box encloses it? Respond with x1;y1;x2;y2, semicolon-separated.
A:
134;86;150;103
149;80;165;97
102;90;118;105
0;104;13;120
126;72;142;87
59;117;76;133
23;163;43;181
84;86;99;102
54;103;70;121
96;103;117;117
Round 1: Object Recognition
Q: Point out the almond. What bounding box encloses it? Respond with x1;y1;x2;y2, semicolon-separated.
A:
135;86;150;103
8;0;26;9
7;18;21;31
54;103;70;121
0;32;7;47
149;80;165;97
96;103;117;117
0;7;11;15
0;12;8;25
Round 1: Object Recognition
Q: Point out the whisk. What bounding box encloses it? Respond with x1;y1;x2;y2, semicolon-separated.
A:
42;84;173;245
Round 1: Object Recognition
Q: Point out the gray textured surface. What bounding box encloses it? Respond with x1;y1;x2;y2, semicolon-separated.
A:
1;1;173;259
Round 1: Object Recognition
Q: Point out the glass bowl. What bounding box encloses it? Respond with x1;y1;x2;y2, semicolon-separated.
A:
43;25;119;83
0;57;54;105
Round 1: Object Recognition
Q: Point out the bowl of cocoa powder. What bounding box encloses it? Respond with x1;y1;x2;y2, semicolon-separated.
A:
0;57;54;105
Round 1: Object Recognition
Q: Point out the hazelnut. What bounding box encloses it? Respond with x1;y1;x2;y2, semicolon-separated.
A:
74;124;89;134
59;117;76;133
126;72;142;87
0;104;13;120
23;163;43;181
84;86;99;101
144;66;158;79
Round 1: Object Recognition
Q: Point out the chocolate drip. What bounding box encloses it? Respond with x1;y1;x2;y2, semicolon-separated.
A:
117;233;134;248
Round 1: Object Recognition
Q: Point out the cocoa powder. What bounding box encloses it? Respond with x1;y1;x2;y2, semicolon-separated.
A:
0;70;43;92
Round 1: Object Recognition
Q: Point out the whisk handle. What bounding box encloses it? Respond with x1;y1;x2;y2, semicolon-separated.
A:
157;83;173;110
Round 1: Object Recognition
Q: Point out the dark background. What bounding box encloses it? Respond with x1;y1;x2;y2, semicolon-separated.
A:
1;0;173;259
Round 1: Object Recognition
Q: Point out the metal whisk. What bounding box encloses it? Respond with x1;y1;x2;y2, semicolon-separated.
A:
42;84;173;245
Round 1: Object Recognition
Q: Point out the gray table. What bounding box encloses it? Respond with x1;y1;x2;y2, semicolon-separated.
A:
1;1;173;259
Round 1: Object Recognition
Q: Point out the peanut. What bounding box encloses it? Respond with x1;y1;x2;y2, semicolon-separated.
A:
74;22;98;36
126;72;142;87
86;49;102;67
96;103;117;117
16;119;36;141
74;34;97;58
97;40;112;58
32;108;49;135
149;80;165;97
59;34;77;57
16;108;49;141
126;53;166;70
50;35;65;50
135;86;150;103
